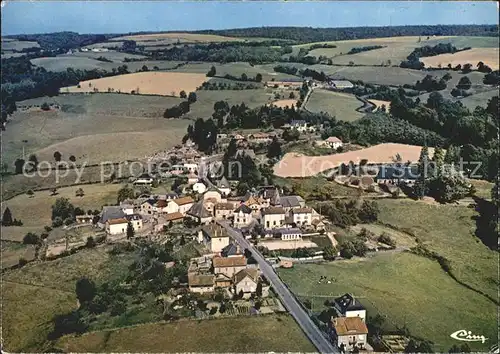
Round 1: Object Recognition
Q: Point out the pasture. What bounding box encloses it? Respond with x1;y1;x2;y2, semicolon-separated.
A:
56;315;315;352
420;48;499;70
3;96;188;165
274;143;433;177
305;89;364;121
64;72;207;96
459;88;499;110
271;98;298;108
279;252;496;352
1;183;122;233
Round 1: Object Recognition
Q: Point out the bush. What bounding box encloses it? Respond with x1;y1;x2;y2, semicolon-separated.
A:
378;232;396;247
52;216;63;227
18;257;28;267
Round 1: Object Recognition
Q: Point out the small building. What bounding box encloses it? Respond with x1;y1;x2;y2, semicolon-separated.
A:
234;268;260;299
193;181;207;194
290;207;313;226
221;243;242;258
106;218;128;235
183;163;198;173
261;207;286;229
197;223;230;253
186;201;213;225
333;293;367;321
154;212;184;232
289;120;315;133
203;188;223;204
265;80;303;89
331;316;368;352
216;176;231;197
280;260;294;268
98;206;126;228
126;214;143;231
330;80;354;90
120;202;135;215
213;255;247;278
279;195;306;211
325;136;343;150
214;202;236;220
376;165;418;186
188;274;215;294
174;196;195;215
233;204;253;228
274;227;302;241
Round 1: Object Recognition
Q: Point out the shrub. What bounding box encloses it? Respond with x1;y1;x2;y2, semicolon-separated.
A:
378;232;396;247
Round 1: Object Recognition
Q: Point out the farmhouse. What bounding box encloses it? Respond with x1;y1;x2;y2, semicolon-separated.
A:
197;223;230;253
265;79;303;89
98;206;126;228
290;207;313;226
106;218;128;235
261;207;286;229
333;293;367;321
331;317;368;352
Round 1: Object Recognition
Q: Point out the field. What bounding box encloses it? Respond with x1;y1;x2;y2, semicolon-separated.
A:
1;39;40;51
420;48;499;70
279;252;496;352
1;183;122;239
376;199;498;300
63;51;146;62
368;99;391;112
271;98;298;108
459;89;499;110
2;246;130;352
55;315;315;352
305;89;364;121
3;94;188;166
274;143;433;177
110;32;241;43
64;72;207;97
1;241;37;268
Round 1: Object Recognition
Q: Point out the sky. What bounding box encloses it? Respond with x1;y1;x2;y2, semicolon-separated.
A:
1;1;498;36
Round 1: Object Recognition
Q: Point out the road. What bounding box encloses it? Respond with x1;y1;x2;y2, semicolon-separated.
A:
217;220;338;354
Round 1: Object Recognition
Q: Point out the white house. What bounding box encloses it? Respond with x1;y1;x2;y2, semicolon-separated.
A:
333;293;367;322
233;204;253;228
183;163;198;173
216;176;231;197
274;228;302;241
234;268;260;299
106;218;128;235
332;317;368;352
188;274;215;294
261;207;286;229
126;214;143;232
174;196;195;215
325;136;343;150
120;202;135;215
214;202;235;220
193;181;207;194
213;255;247;278
289;120;315;133
290;207;313;226
197;223;230;253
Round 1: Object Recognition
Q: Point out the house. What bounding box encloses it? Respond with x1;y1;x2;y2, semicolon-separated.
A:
193;181;207;194
106;218;128;235
221;243;242;257
261;207;286;229
203;188;223;203
331;317;368;351
279;195;305;211
248;132;272;144
214;202;235;220
98;206;126;228
215;273;233;288
330;80;354;90
197;223;230;253
174;196;195;215
120;202;135;215
186;200;213;225
126;214;143;231
216;176;231;196
376;165;418;186
333;293;367;321
188;274;215;293
326;136;343;150
154;212;184;232
213;255;247;278
290;207;313;226
274;227;302;241
76;215;93;224
164;192;179;201
244;195;267;214
140;199;156;215
312;218;326;231
234;268;260;299
233;204;253;228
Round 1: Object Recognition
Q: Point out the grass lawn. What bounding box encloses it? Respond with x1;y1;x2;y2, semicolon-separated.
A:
377;199;498;300
56;315;316;352
278;252;497;352
1;240;36;268
468;179;494;200
1;183;121;234
305;89;364;122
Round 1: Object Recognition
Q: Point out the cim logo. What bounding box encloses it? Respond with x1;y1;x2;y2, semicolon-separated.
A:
450;330;488;343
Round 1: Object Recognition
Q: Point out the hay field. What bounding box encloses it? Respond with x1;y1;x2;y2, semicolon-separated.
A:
271;99;298;108
305;89;364;121
274;143;434;177
420;48;499;70
1;183;121;230
2;102;188;165
56;315;315;352
279;252;496;352
111;32;240;43
64;72;207;96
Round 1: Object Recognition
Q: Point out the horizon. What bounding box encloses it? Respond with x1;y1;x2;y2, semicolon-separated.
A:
2;1;498;36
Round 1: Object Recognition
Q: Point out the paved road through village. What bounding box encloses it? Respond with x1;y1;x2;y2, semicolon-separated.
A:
217;220;338;354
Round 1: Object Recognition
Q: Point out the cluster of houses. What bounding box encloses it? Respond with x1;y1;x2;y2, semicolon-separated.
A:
188;223;270;297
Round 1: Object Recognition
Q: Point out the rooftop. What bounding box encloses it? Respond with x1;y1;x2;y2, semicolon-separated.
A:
334;293;366;314
261;206;286;215
332;317;368;336
174;196;195;206
188;274;215;287
164;212;184;221
202;223;230;238
234;268;260;284
107;218;128;225
326;136;342;143
292;207;313;214
235;204;252;214
213;255;247;268
187;201;212;219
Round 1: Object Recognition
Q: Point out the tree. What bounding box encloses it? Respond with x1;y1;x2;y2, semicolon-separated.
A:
53;151;62;162
23;232;40;245
188;92;197;103
2;207;13;226
413;145;430;199
461;63;473;74
51;197;75;222
75;188;85;197
289;91;296;99
126;222;135;239
52;216;63;227
255;73;263;82
238;289;244;299
41;102;51;111
282;129;300;142
69;155;76;162
207;66;216;77
75;277;96;306
117;186;135;203
241;73;248;81
236;181;250;196
358;200;379;223
26;189;34;198
339;241;356;259
86;236;96;248
449;343;470;353
179;90;187;98
256;282;263;297
14;158;25;174
323;246;337;260
267;137;282;159
141;65;149;72
50;187;58;196
432;146;445;173
456;76;471;90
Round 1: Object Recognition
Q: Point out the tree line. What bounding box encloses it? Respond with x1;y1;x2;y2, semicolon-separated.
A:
347;45;384;55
